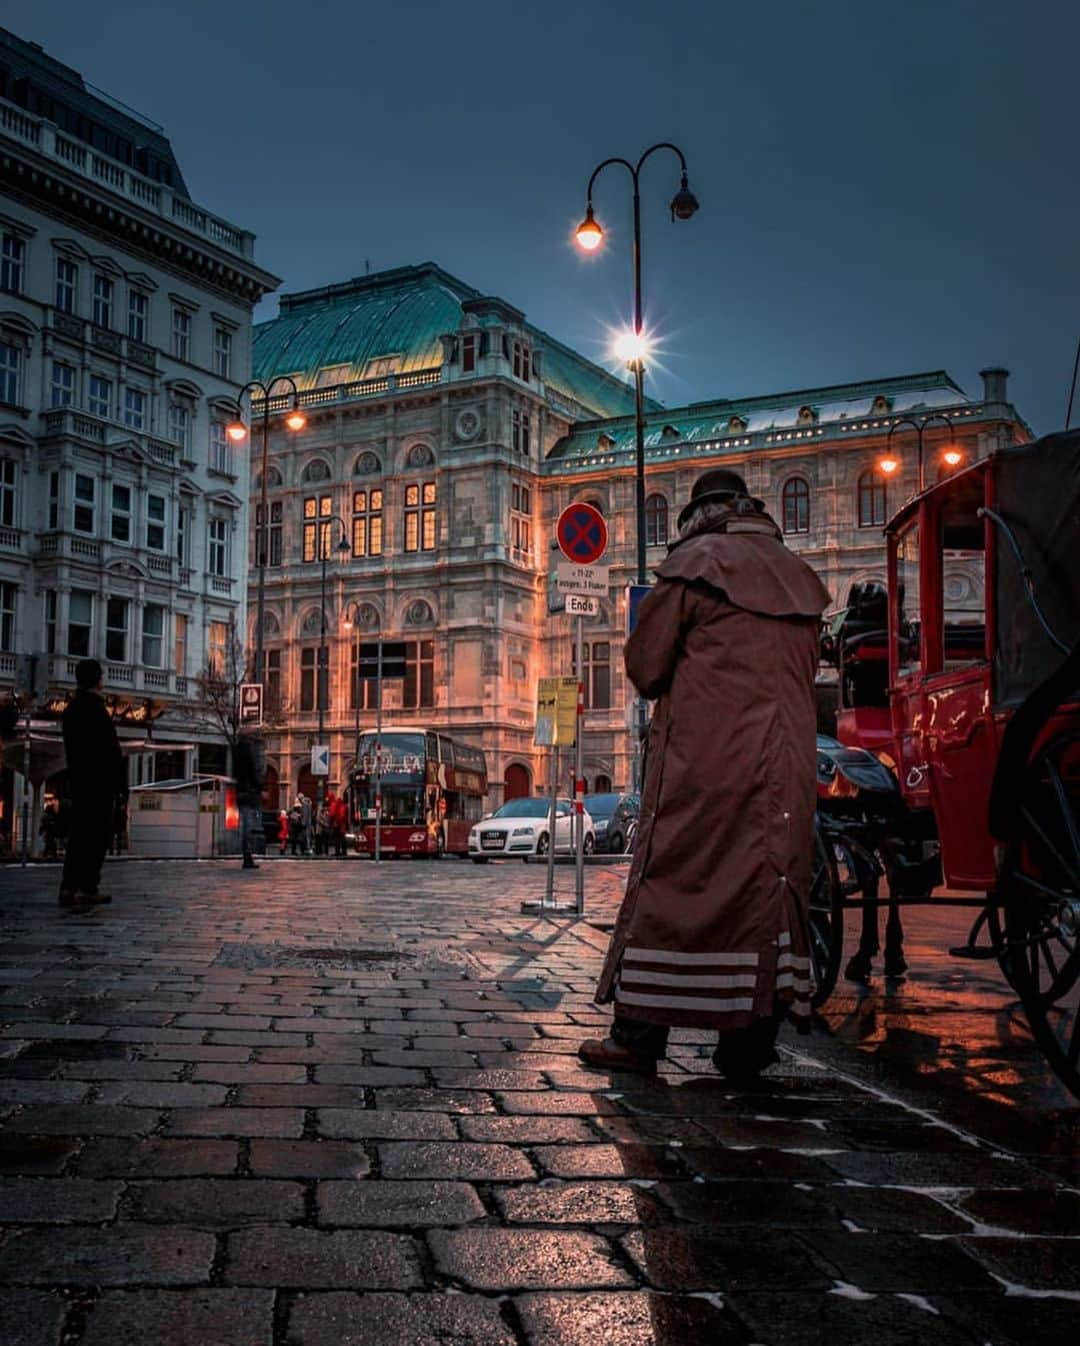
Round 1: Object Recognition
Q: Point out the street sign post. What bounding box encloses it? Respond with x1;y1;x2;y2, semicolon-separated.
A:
311;744;330;776
556;561;609;596
239;683;263;726
627;584;653;634
556;502;608;565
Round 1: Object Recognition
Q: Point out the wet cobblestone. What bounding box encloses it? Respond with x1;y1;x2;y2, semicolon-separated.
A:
0;859;1077;1344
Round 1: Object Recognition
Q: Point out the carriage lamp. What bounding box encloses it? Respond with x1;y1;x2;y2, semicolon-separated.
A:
877;455;900;476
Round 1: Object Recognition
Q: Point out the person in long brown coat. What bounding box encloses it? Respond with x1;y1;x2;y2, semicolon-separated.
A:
580;469;831;1079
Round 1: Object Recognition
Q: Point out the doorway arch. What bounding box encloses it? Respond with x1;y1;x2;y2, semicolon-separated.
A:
593;773;612;794
503;763;531;800
261;764;280;811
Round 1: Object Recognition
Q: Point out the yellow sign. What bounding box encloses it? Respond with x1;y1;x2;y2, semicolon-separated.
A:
535;676;578;747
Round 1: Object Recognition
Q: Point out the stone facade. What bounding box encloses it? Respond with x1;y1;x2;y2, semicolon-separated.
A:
249;265;1030;809
0;28;278;850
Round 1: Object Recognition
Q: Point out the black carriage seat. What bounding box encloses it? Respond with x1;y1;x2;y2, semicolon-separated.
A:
836;582;892;708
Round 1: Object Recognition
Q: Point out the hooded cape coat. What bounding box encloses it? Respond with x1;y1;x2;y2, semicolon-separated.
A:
596;506;831;1029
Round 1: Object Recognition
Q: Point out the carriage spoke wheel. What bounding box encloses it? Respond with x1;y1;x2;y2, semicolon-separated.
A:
999;729;1080;1099
808;815;845;1008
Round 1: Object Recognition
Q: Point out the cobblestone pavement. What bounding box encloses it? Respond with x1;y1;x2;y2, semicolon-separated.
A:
0;858;1077;1346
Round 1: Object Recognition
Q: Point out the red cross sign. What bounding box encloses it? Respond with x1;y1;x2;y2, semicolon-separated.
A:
556;502;608;565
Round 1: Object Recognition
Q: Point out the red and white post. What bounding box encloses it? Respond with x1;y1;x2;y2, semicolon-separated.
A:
574;614;586;914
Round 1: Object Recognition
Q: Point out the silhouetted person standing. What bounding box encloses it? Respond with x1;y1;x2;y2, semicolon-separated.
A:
59;659;127;909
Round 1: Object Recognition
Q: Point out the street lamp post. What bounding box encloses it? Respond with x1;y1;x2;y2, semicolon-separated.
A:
575;143;699;585
884;413;957;495
227;379;306;689
575;143;699;790
317;518;351;810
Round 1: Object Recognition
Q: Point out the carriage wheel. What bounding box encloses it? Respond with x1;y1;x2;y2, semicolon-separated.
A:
999;729;1080;1100
809;816;845;1008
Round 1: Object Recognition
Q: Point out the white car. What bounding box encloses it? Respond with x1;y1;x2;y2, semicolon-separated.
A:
469;797;595;862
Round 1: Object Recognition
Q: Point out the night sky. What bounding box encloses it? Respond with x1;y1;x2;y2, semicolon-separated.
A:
7;0;1078;433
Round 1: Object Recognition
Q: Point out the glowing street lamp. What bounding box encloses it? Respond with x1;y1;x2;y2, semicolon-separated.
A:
575;204;603;252
885;413;956;494
941;448;964;469
877;454;900;476
613;329;653;366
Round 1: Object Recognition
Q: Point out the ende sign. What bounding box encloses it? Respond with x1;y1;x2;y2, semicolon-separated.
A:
565;594;599;616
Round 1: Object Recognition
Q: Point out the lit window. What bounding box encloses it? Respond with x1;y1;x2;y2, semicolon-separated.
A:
1;232;25;294
55;257;77;313
88;375;111;419
128;290;148;342
213;325;232;378
782;477;810;535
0;341;19;405
142;604;165;667
172;306;191;361
208;517;228;576
174;612;188;674
645;493;668;546
68;590;93;657
124;387;146;430
0;581;15;651
111;483;132;543
510;481;531;560
106;597;129;662
93;273;113;329
302;494;333;562
0;459;15;528
404;481;436;552
146;493;167;551
73;474;96;534
51;361;76;408
857;470;886;528
352;488;383;557
207;619;229;675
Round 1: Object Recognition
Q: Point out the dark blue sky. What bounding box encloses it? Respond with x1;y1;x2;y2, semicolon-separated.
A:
9;0;1078;432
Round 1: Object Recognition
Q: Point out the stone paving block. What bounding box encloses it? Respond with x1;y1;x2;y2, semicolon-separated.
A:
514;1290;749;1346
318;1180;486;1227
191;1062;307;1084
458;1115;596;1144
821;1150;1048;1189
378;1141;536;1181
0;1177;122;1223
0;1135;79;1175
0;1288;68;1346
285;1291;515;1345
4;1105;158;1136
94;1082;230;1108
0;1225;216;1286
372;1050;479;1070
680;1146;839;1182
373;1088;497;1114
79;1288;275;1346
655;1179;842;1229
954;1187;1080;1237
935;1292;1080;1346
318;1109;455;1140
56;1060;183;1081
824;1185;971;1234
729;1291;977;1346
428;1229;634;1291
314;1065;427;1086
123;1179;306;1226
589;1116;709;1145
225;1227;422;1288
164;1107;305;1138
620;1228;833;1292
139;1044;252;1062
0;1081;90;1106
496;1092;618;1116
533;1144;681;1181
431;1070;550;1091
958;1236;1080;1291
495;1181;668;1226
231;1084;369;1108
76;1138;238;1178
173;1014;273;1030
247;1139;371;1178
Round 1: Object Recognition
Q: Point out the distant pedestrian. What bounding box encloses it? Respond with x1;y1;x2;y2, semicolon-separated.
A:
288;804;304;856
294;792;313;854
108;798;128;855
329;790;348;857
39;800;59;860
314;802;331;856
580;470;830;1080
58;659;127;909
277;809;289;855
233;731;266;870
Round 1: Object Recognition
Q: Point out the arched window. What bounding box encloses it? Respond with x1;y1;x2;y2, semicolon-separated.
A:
781;477;810;534
593;773;612;794
301;458;331;484
857;470;887;528
504;764;531;800
645;493;668;546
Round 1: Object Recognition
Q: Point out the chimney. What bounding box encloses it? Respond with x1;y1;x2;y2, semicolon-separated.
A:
979;367;1009;404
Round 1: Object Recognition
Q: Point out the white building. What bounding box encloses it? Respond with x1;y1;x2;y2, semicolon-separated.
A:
0;28;278;853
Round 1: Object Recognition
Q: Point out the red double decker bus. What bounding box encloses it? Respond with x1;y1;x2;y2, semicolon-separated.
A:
348;727;488;858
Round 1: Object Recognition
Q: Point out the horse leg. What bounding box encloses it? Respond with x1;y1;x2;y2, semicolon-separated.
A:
883;888;907;977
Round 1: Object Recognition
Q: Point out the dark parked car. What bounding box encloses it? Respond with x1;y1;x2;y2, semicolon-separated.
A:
584;792;640;854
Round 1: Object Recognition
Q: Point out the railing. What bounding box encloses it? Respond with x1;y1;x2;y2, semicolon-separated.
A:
175;676;188;696
43;408;107;443
253;367;442;417
0;652;15;675
71;538;100;560
0;526;21;550
211;576;234;594
179;568;193;588
144;669;169;689
108;664;134;684
0;96;255;259
148;439;176;466
148;556;172;575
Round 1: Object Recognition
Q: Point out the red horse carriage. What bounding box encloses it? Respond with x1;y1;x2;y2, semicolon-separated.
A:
809;429;1080;1098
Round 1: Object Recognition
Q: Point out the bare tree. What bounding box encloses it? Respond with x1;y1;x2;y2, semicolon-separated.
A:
190;615;248;750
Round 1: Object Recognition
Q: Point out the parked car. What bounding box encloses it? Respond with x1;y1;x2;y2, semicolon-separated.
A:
583;792;640;854
468;797;595;862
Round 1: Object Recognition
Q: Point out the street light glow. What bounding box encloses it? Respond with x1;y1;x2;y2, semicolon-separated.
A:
575;205;603;252
877;455;900;476
942;448;964;468
613;330;652;364
286;409;307;431
226;421;248;442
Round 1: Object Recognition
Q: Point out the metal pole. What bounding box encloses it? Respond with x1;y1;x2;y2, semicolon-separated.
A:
254;391;269;689
917;424;925;494
20;684;31;867
632;183;646;588
318;543;327;811
374;638;383;864
574;616;585;914
544;745;558;908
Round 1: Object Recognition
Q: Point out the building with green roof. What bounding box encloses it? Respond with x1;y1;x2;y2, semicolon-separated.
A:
247;262;1030;810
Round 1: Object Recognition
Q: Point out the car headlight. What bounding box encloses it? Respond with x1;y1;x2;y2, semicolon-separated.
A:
594;819;609;831
511;826;535;837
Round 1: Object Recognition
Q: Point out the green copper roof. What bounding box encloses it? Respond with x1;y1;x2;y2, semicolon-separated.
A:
252;262;648;420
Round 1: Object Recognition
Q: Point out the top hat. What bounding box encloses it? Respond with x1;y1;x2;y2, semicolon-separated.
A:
677;469;764;530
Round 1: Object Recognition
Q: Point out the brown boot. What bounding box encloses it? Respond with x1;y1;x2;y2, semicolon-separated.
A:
578;1037;658;1075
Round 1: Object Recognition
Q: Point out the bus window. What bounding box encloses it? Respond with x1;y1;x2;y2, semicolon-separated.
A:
426;731;440;764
